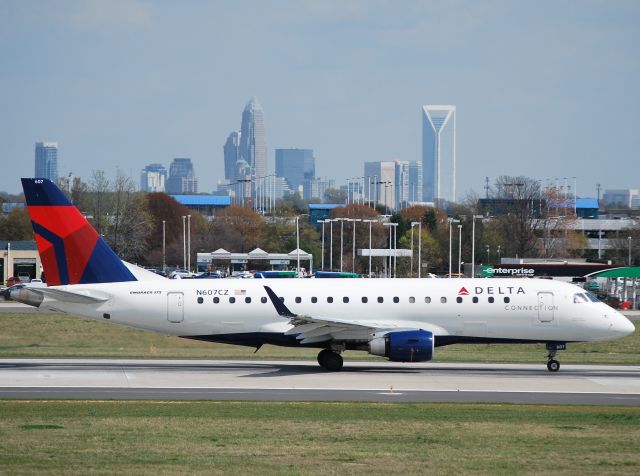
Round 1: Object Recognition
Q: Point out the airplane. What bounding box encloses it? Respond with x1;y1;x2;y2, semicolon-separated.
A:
3;178;635;372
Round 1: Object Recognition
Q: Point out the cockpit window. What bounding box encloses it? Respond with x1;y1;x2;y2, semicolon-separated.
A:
573;293;588;304
585;292;600;302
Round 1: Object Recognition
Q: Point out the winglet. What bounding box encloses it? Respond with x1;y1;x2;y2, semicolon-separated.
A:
263;285;297;318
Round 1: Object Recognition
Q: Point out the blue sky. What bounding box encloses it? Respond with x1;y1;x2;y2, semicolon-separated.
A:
0;0;638;197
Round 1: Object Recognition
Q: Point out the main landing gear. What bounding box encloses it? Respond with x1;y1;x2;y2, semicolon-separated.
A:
545;343;566;372
317;348;343;371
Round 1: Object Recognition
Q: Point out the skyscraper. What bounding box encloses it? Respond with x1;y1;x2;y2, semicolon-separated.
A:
364;161;395;212
34;142;58;182
166;158;198;194
422;105;456;203
140;163;167;192
275;148;315;193
223;131;241;182
239;97;267;183
394;160;423;208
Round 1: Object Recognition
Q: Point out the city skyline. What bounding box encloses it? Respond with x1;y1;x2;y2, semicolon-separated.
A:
1;1;639;196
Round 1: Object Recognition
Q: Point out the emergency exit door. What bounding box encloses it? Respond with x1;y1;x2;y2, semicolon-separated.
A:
167;292;184;323
537;292;555;323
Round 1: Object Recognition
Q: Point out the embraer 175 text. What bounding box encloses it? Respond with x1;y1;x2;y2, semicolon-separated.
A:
4;178;635;372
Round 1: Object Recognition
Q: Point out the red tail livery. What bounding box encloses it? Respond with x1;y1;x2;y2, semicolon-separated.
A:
22;178;136;286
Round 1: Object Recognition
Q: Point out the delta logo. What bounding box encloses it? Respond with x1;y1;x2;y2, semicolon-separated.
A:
458;287;470;295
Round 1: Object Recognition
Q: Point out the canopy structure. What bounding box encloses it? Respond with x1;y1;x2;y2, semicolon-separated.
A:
586;267;640;279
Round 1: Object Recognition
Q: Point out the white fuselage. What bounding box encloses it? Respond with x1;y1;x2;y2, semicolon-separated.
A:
35;278;635;347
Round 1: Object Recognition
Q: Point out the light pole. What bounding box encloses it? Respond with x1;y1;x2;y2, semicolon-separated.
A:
497;245;502;263
471;215;483;278
411;221;422;278
296;216;300;276
329;219;334;271
162;220;166;273
448;218;460;277
182;215;186;270
458;224;462;276
318;220;326;270
363;219;374;277
486;244;490;264
629;237;633;266
340;218;344;272
187;214;191;272
349;218;361;273
383;222;398;278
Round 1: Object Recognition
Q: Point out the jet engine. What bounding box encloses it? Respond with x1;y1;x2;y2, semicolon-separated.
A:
368;329;434;362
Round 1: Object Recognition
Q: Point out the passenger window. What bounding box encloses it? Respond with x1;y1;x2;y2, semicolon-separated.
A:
488;297;494;303
456;297;463;303
393;297;399;303
504;297;510;303
425;297;431;303
311;297;318;303
295;297;302;303
197;297;204;304
409;297;415;303
362;297;368;303
229;297;236;303
343;297;349;303
327;297;334;303
377;297;384;303
440;297;447;303
213;297;220;304
245;297;251;303
472;297;478;303
260;297;267;303
586;292;599;302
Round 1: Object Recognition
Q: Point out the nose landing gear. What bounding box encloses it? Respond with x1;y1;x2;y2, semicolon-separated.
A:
545;343;566;372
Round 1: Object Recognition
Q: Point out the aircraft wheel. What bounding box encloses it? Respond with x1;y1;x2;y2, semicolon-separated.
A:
547;359;560;372
317;349;343;371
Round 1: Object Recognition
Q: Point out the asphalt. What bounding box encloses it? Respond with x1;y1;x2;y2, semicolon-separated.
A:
1;359;639;405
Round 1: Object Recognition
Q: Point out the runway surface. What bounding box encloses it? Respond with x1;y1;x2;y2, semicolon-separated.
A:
1;359;639;405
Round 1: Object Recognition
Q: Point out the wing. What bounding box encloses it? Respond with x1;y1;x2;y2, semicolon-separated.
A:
263;285;436;345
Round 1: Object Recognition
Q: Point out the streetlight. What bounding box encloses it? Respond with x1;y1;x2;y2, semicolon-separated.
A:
296;216;300;276
318;220;326;270
457;224;463;276
339;218;345;272
486;244;490;264
471;215;483;278
629;237;633;266
497;245;502;263
448;218;460;277
348;218;362;273
411;221;422;278
329;219;334;271
162;220;166;273
187;215;191;272
182;215;186;270
383;222;398;278
363;219;375;277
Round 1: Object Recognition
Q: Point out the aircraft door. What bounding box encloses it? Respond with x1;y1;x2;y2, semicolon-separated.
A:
167;292;184;323
537;292;554;323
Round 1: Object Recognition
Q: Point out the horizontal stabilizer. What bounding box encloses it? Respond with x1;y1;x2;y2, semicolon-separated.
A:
29;287;110;304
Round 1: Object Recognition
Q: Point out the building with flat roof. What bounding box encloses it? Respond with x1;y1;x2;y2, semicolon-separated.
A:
140;163;167;192
34;142;58;182
170;194;231;216
275;148;315;193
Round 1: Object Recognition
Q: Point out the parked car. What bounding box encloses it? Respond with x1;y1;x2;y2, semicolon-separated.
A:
169;269;195;279
25;278;46;288
17;272;31;283
5;276;21;287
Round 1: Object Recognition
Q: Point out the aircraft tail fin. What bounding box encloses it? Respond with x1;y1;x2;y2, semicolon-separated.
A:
21;178;137;286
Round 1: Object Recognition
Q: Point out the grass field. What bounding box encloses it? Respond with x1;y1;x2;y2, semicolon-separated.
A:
0;311;638;365
0;401;639;474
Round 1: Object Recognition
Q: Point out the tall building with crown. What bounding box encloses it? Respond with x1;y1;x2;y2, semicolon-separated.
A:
239;97;267;183
422;105;456;203
166;158;198;194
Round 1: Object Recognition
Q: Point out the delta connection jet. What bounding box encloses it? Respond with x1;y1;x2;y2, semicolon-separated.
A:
4;178;635;372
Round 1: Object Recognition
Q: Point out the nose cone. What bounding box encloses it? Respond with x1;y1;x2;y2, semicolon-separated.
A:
613;313;635;337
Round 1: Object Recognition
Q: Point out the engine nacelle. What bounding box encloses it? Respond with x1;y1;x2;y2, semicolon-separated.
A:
368;330;434;362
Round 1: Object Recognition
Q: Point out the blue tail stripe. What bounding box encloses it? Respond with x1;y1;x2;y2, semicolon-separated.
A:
79;238;136;284
22;178;72;206
31;221;69;285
